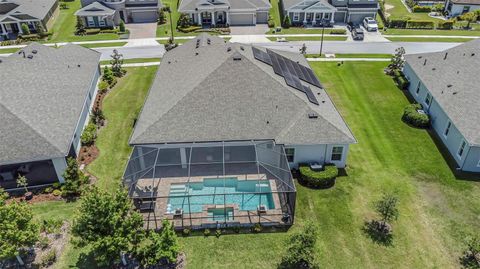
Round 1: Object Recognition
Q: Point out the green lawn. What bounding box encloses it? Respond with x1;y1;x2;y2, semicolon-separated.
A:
305;53;392;58
178;62;480;268
384;0;440;21
100;58;161;65
48;0;119;42
0;47;20;54
157;0;200;37
81;42;127;49
269;0;282;28
268;28;347;35
383;28;480;36
386;36;474;42
267;36;347;41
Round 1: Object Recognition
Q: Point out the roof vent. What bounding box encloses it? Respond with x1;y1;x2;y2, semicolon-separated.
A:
432;68;436;71
32;50;38;54
240;46;244;51
471;53;475;57
233;52;242;61
195;52;199;56
227;47;231;52
77;64;81;67
423;59;427;66
443;52;448;60
308;113;318;119
453;91;458;95
447;84;452;88
27;54;33;59
418;56;423;59
0;59;2;63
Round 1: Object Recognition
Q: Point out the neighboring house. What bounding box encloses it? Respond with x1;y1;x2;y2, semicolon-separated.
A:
0;0;58;38
445;0;480;17
403;39;480;173
76;0;161;27
0;43;101;190
178;0;271;26
123;34;355;229
282;0;378;25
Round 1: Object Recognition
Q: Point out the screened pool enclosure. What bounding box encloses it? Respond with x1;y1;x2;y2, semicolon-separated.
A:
123;140;296;230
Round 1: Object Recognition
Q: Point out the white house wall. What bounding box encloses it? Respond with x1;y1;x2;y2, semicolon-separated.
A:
285;144;349;169
447;3;480;16
404;62;480;172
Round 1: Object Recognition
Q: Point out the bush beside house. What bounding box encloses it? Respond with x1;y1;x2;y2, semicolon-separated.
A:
298;163;338;189
402;103;430;128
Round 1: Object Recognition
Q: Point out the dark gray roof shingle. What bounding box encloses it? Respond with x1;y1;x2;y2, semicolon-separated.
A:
0;43;101;165
405;39;480;146
130;34;355;146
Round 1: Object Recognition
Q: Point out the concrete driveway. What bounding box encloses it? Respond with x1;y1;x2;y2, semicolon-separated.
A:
126;23;158;39
230;25;269;35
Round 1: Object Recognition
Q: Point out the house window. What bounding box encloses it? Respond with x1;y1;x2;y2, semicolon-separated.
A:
444;121;451;137
331;146;343;161
477;158;480;167
425;93;432;107
285;148;295;163
415;82;421;95
457;140;466;157
462;6;470;13
293;12;299;21
99;19;106;27
87;16;95;27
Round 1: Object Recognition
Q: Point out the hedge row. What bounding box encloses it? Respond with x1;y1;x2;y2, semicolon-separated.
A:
437;20;454;29
85;28;119;35
402;103;430;128
412;5;432;12
406;20;435;29
386;17;454;30
393;70;410;90
298;163;338;189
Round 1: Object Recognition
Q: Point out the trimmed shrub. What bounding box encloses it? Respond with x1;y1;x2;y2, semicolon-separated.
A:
393;70;410;90
119;20;125;32
406;20;435;29
412;5;432;12
299;163;338;189
85;28;101;35
252;223;263;233
178;25;202;33
81;122;97;146
402;103;430;128
437;20;454;29
330;29;346;35
52;189;62;196
204;228;211;237
283;15;291;28
100;28;119;34
388;17;409;28
98;81;109;93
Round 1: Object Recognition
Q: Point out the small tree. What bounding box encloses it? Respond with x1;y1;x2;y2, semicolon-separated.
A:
110;49;126;78
389;46;406;71
75;17;86;35
34;21;46;36
20;23;30;35
61;157;88;197
279;222;319;269
158;8;167;24
299;43;307;55
102;66;115;85
72;186;144;267
283;15;291;28
119;20;126;32
374;193;399;231
459;11;477;29
91;108;105;126
460;235;480;269
0;189;39;265
16;175;28;193
177;13;191;29
136;220;180;266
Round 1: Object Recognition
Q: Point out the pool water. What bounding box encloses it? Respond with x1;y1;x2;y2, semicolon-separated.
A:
167;178;274;214
208;208;234;221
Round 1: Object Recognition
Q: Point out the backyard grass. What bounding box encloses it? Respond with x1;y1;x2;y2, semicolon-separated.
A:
267;36;347;41
383;0;440;21
48;0;119;42
385;36;474;42
100;57;161;65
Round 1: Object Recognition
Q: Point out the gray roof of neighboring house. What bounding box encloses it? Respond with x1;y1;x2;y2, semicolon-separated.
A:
404;39;480;146
179;0;270;11
75;1;115;17
282;0;335;11
0;43;100;165
130;34;355;146
450;0;480;4
0;0;57;22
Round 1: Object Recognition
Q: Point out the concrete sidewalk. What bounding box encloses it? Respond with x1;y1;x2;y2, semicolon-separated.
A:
383;35;479;39
306;58;391;61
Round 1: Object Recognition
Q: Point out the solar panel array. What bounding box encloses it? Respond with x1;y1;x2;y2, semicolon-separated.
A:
252;47;322;105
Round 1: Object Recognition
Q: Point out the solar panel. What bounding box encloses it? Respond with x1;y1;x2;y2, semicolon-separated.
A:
303;86;319;105
252;47;272;65
268;51;283;76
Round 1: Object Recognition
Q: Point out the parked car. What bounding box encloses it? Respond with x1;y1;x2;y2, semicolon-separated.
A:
363;17;378;31
347;23;364;41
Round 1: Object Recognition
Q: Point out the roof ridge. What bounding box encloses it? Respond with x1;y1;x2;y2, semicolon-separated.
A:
0;103;64;156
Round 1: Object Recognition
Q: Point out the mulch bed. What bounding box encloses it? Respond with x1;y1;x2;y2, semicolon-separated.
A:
78;145;100;166
7;193;63;204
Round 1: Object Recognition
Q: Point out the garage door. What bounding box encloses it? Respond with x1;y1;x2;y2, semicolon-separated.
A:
348;13;375;24
131;11;158;23
229;13;254;25
256;12;268;24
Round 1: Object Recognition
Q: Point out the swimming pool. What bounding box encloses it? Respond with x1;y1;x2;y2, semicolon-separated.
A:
167;178;274;214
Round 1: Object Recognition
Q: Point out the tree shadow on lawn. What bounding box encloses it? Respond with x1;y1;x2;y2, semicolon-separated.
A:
362;220;394;247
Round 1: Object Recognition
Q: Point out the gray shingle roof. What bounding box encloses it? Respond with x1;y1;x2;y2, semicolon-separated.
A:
0;43;101;165
179;0;270;11
75;2;115;17
405;39;480;146
130;34;355;146
0;0;57;22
